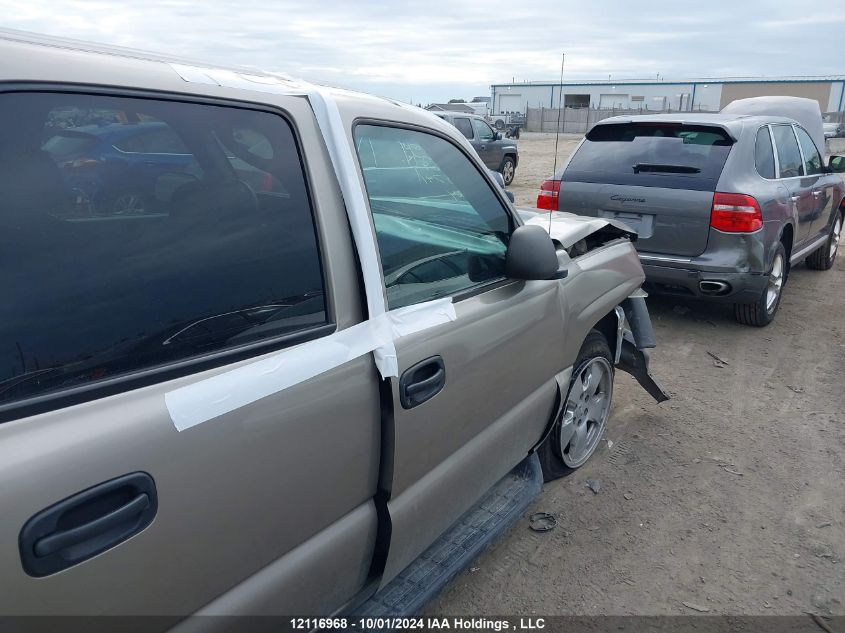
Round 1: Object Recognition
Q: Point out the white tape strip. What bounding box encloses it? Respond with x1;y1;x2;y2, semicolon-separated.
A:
305;87;398;377
165;299;456;432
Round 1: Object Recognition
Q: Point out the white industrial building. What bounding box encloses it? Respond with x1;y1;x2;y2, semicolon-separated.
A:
490;76;845;114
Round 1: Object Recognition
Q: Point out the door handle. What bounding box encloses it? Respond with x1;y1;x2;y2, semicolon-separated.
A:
20;472;157;577
33;493;150;557
812;190;823;198
790;195;801;203
399;355;446;409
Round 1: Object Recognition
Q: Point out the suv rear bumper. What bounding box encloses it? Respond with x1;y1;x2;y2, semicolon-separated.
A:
640;260;767;303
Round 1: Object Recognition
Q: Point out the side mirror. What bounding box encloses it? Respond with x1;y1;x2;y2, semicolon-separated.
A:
492;132;501;141
505;225;567;280
505;190;515;203
829;155;845;173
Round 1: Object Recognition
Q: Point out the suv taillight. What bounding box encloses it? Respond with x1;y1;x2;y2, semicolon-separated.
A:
536;179;560;210
710;192;763;232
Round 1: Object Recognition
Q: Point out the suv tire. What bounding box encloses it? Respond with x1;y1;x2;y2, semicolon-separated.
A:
734;241;786;327
539;330;614;482
805;209;843;271
500;156;516;186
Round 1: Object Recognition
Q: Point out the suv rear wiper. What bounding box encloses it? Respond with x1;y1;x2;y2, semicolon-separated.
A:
632;163;701;174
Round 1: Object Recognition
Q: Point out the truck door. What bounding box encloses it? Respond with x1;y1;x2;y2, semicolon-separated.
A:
471;117;502;169
353;123;566;583
0;90;379;619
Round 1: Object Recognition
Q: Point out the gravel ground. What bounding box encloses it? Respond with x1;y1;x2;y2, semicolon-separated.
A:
426;133;845;617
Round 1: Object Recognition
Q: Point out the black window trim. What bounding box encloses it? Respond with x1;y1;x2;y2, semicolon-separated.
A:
0;83;337;423
351;117;520;306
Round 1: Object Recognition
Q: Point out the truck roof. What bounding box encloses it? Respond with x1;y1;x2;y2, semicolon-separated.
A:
0;28;451;135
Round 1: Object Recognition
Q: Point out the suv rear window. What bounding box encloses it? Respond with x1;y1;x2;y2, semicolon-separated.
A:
564;122;734;191
0;92;326;409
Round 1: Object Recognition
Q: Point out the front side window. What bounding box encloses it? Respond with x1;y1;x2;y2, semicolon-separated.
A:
771;124;804;178
354;124;512;309
453;117;473;140
0;92;326;407
472;118;495;142
754;126;776;179
794;126;823;176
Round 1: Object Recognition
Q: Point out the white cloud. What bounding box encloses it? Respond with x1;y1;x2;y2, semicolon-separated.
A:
0;0;842;103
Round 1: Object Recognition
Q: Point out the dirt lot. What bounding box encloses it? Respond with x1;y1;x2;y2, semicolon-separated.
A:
427;134;845;616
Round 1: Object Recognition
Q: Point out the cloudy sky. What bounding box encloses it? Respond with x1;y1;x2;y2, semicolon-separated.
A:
1;0;843;104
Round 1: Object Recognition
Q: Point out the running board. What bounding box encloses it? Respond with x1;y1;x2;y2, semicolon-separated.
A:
354;453;543;618
790;233;828;264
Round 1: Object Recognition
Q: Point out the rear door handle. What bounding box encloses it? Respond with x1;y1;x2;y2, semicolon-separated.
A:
790;195;801;203
20;472;157;577
399;355;446;409
812;190;823;198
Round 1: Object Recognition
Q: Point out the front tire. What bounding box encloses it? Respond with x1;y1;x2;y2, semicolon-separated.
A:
539;330;614;482
734;241;786;327
500;156;516;186
806;210;843;271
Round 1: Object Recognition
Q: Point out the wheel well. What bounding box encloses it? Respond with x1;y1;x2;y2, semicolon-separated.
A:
780;223;794;261
592;311;619;360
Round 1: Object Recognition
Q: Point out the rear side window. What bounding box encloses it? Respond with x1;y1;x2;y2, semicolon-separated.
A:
564;123;734;191
754;127;776;179
453;117;473;139
0;92;326;408
771;124;804;178
794;126;824;176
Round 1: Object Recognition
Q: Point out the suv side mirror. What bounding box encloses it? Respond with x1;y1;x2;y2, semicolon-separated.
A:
505;225;567;280
492;131;501;141
829;155;845;173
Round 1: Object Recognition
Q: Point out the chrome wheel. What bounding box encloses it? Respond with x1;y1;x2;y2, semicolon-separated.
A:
829;215;842;263
559;357;613;468
501;160;515;185
766;252;784;313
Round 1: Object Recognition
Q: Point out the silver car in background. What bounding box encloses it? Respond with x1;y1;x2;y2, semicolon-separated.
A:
538;98;845;326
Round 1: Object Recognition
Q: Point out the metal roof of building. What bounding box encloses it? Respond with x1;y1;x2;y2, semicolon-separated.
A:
491;76;845;88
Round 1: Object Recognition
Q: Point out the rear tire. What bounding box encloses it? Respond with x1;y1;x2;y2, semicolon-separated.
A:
539;330;614;482
805;210;843;271
733;241;786;327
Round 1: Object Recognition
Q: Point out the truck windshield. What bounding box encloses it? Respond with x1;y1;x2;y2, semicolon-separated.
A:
564;122;734;191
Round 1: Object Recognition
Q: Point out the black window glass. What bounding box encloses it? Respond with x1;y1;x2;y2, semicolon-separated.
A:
771;124;804;178
471;118;494;141
354;125;511;309
564;123;734;191
794;126;823;176
754;127;776;179
0;92;326;406
453;118;474;139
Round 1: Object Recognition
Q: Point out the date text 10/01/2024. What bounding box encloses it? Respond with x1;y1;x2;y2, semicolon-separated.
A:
289;618;547;630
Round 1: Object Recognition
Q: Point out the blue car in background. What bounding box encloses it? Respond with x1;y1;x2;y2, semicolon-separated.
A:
42;121;198;215
42;120;279;216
